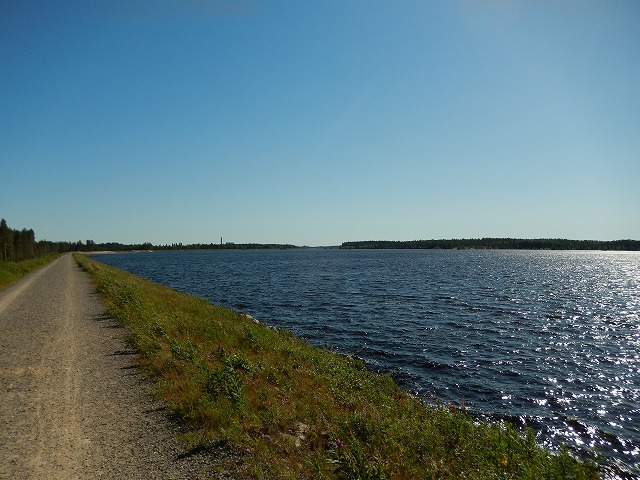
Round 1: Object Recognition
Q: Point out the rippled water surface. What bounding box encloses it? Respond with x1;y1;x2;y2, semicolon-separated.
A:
96;249;640;477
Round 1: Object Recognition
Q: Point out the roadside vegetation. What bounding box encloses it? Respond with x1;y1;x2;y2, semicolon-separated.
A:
0;254;61;291
75;253;600;479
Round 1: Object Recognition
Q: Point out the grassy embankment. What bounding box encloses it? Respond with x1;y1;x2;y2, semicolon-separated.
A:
75;253;600;480
0;254;61;291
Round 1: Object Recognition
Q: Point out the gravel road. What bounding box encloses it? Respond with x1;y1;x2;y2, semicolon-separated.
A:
0;254;238;479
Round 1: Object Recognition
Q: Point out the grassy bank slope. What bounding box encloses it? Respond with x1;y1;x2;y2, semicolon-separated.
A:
0;254;61;291
75;254;599;480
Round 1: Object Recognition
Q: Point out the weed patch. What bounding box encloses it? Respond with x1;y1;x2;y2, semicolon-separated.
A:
0;254;60;291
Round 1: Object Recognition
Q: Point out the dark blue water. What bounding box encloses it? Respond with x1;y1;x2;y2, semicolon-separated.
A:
95;249;640;478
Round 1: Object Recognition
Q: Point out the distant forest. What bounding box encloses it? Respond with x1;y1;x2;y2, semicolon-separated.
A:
0;218;297;262
341;238;640;251
2;217;639;263
0;218;75;262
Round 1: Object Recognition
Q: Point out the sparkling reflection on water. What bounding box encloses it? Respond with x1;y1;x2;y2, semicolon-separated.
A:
96;249;640;478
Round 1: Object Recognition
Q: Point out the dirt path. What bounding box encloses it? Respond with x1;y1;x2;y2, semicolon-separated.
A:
0;254;236;479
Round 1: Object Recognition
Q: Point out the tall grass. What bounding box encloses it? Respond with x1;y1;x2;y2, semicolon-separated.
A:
0;254;61;291
75;253;600;479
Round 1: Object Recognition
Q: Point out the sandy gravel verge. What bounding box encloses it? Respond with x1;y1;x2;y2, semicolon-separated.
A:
0;254;238;479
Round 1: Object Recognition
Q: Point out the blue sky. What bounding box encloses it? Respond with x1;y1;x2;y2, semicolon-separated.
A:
1;1;639;246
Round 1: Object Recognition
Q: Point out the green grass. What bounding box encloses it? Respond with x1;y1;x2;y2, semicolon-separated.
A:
0;254;61;291
75;253;601;479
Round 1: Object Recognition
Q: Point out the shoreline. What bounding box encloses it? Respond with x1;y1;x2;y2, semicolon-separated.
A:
75;253;603;479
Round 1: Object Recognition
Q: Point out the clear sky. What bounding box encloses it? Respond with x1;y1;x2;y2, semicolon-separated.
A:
1;1;639;246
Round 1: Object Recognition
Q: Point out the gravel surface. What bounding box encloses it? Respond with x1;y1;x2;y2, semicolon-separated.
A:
0;254;241;479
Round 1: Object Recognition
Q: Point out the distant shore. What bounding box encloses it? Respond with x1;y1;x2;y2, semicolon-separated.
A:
72;238;640;253
341;238;640;251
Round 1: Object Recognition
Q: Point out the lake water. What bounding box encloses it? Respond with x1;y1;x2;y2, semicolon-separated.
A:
95;249;640;478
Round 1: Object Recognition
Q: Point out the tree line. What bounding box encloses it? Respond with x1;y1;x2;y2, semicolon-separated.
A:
0;218;298;263
4;216;637;262
341;238;640;251
0;218;155;262
0;218;86;261
80;242;298;251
